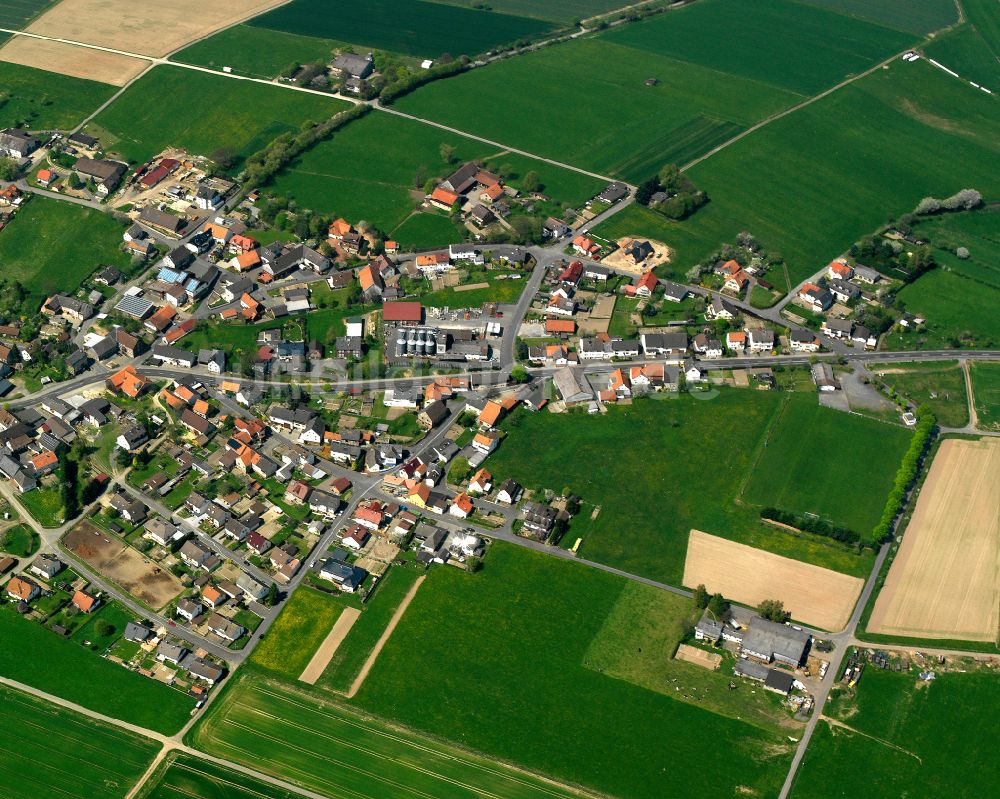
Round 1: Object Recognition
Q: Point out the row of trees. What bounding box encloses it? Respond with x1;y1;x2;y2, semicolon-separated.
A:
872;411;936;542
635;163;708;220
381;57;471;105
759;507;860;545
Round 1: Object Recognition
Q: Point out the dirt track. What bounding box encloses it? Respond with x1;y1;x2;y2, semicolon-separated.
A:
298;606;361;685
682;530;863;631
869;438;1000;641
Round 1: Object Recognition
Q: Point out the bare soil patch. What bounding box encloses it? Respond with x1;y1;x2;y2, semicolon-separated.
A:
601;237;670;275
0;37;148;85
298;606;361;685
453;282;490;292
675;643;721;671
869;437;1000;641
682;530;863;631
64;522;182;609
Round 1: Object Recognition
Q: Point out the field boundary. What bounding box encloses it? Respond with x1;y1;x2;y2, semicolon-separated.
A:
347;574;425;698
298;606;361;685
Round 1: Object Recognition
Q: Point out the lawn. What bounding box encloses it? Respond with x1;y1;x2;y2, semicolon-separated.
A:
870;360;969;428
741;398;913;537
139;753;303;799
489;393;879;584
0;196;130;305
798;0;956;35
415;276;526;308
0;61;115;129
0;608;195;734
18;486;65;528
970;360;1000;431
316;565;423;693
350;544;793;798
84;65;345;167
0;683;160;799
247;0;555;58
390;212;465;249
248;586;343;681
0;523;39;557
791;665;1000;798
268;110;603;233
191;666;598;799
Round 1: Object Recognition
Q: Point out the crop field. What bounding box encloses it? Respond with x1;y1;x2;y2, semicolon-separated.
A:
0;0;57;29
0;36;148;85
192;669;598;799
925;23;1000;89
0;197;130;305
0;61;115;129
84;65;344;167
430;0;625;24
140;753;303;799
0;609;194;734
799;0;956;35
249;585;343;681
350;544;793;798
248;0;555;58
173;25;345;79
0;683;160;799
870;361;969;428
869;438;1000;642
970;361;1000;430
268;110;602;234
791;667;1000;798
742;398;913;536
683;531;864;631
490;393;879;584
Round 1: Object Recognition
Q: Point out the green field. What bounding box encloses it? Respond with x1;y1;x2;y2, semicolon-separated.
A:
249;586;343;681
0;683;160;799
139;753;302;799
870;361;970;428
390;212;465;248
742;399;913;536
431;0;624;23
791;666;1000;798
417;276;526;308
192;667;600;799
0;523;39;557
597;59;1000;287
490;393;882;584
173;25;345;79
0;609;195;734
84;65;344;166
248;0;555;58
925;23;1000;89
0;61;114;131
0;197;129;305
970;360;1000;430
799;0;956;35
268;110;602;234
350;544;793;798
0;0;58;29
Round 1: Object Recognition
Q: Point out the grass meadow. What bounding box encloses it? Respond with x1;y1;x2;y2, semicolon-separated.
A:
0;196;130;304
248;0;554;58
970;360;1000;430
925;23;1000;89
742;398;913;536
390;212;465;249
350;544;793;798
0;609;194;734
0;683;160;799
791;667;1000;798
139;753;303;799
870;360;969;428
0;61;114;130
84;66;344;167
799;0;956;35
172;26;345;79
249;585;343;681
489;393;880;583
191;667;594;799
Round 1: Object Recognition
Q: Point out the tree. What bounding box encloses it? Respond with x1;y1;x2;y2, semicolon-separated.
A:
68;172;84;190
439;143;456;164
264;582;280;607
449;456;472;484
956;246;970;259
692;583;709;609
209;147;236;171
707;593;729;619
522;170;542;193
509;365;530;384
757;598;788;622
0;157;19;181
94;619;114;637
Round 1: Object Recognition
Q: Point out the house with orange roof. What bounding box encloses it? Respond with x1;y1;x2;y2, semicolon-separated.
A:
163;318;195;344
724;270;749;295
358;263;384;299
107;365;149;399
30;450;59;476
202;585;226;609
36;168;55;186
328;218;354;240
407;482;431;508
572;235;599;257
144;305;177;333
634;271;659;298
202;222;232;244
72;590;99;613
472;430;499;455
240;293;261;321
608;368;631;399
192;399;210;418
220;307;238;321
429;187;460;211
160;388;186;409
726;331;747;352
6;576;39;602
229;234;257;253
384;240;399;255
235;250;261;271
478;400;503;429
353;502;384;530
827;261;854;280
219;380;241;393
449;492;474;519
716;259;742;277
545;318;576;336
469;468;492;494
173;384;196;404
480;182;504;203
415;252;452;274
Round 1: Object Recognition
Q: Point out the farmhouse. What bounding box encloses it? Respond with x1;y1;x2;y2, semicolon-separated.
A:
739;617;810;666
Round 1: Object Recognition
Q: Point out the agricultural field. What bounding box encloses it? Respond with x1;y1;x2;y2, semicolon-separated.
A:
925;23;1000;89
248;585;343;681
84;65;344;167
742;398;913;536
172;25;345;79
791;666;1000;798
0;0;57;29
350;544;793;798
431;0;625;24
0;609;195;734
0;197;130;307
970;360;1000;430
248;0;555;58
390;212;465;249
799;0;956;35
490;393;880;585
0;683;160;799
191;667;600;799
869;437;1000;642
870;361;969;428
0;61;115;129
268;110;602;236
139;753;303;799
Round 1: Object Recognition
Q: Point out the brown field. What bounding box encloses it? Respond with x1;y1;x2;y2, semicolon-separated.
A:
675;643;722;671
682;530;864;631
24;0;287;58
869;438;1000;642
0;37;147;86
64;522;183;609
299;606;361;685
